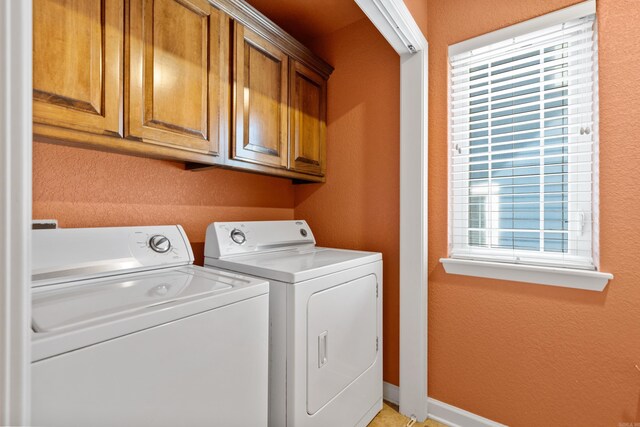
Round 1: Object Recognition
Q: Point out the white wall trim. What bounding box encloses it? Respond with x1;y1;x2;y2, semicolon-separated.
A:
0;0;33;424
428;398;508;427
355;0;429;421
448;0;595;56
441;258;612;291
383;383;508;427
383;381;400;405
399;47;428;422
354;0;426;55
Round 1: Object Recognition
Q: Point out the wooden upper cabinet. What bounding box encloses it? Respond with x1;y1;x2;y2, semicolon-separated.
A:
33;0;123;136
33;0;332;181
289;60;327;177
232;23;288;169
127;0;227;154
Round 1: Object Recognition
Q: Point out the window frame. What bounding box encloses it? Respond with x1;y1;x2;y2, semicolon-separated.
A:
441;0;613;290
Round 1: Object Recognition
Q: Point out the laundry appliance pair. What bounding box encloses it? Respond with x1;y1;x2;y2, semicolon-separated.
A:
30;220;382;427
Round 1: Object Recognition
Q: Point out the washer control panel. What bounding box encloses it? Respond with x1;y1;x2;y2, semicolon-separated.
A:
205;220;316;258
32;225;194;287
128;226;192;266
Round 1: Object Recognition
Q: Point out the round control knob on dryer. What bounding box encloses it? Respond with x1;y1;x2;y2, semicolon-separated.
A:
230;228;246;245
149;235;171;253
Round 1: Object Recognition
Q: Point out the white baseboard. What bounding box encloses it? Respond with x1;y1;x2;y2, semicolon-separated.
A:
383;381;400;405
427;398;508;427
382;382;507;427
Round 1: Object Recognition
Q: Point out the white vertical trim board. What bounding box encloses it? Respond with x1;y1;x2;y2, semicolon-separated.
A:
399;47;429;422
383;383;508;427
355;0;429;421
0;0;33;425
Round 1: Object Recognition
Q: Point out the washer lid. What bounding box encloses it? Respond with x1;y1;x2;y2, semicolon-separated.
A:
205;247;381;283
32;266;234;332
31;265;269;362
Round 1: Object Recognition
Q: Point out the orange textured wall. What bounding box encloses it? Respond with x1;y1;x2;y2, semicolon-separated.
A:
404;0;428;36
295;18;401;385
33;143;295;264
427;0;640;425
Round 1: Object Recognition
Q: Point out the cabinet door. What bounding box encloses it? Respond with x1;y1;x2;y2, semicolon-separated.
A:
289;60;327;176
33;0;123;136
233;24;288;169
128;0;226;154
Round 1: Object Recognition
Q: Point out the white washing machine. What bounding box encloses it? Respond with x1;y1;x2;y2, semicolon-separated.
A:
204;220;383;427
31;225;269;427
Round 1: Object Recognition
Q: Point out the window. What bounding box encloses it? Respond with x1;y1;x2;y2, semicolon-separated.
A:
447;2;601;272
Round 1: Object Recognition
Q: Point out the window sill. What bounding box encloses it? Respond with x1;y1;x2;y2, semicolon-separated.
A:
440;258;613;291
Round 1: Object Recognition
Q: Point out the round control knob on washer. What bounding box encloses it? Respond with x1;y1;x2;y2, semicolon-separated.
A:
149;235;171;253
230;228;246;245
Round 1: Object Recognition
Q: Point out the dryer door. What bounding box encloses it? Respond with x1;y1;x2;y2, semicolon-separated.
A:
306;274;378;415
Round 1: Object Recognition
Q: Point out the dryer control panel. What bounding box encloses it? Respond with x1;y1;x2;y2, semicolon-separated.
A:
204;220;316;258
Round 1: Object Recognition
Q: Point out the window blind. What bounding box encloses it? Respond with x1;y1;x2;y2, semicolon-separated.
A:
448;11;599;270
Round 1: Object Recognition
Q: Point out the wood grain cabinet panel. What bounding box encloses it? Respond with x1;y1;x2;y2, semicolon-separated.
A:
33;0;333;181
232;23;288;169
33;0;123;136
127;0;227;154
289;60;327;176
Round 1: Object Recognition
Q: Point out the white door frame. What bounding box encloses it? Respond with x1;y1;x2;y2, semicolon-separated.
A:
399;47;428;422
0;0;33;425
354;0;429;421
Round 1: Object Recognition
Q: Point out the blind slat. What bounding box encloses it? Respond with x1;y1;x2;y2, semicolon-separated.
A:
451;67;594;100
450;18;594;66
452;115;593;139
451;41;595;84
451;99;594;122
451;81;595;111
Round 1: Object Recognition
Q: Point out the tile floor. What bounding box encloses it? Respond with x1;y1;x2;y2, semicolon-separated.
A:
368;403;447;427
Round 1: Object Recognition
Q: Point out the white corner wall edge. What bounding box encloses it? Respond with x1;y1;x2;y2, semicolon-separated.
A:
398;47;428;422
440;258;613;291
0;0;33;425
354;0;430;422
383;383;508;427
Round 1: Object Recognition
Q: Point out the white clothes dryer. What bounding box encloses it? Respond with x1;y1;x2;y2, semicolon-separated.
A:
32;225;269;427
204;220;383;427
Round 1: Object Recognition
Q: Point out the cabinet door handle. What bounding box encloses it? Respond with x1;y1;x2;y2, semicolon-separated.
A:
318;331;328;368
